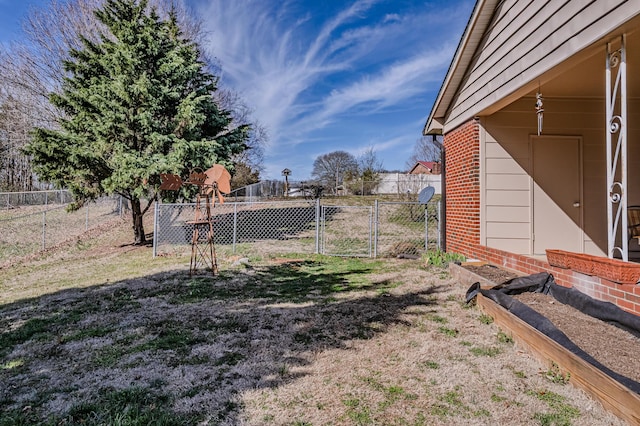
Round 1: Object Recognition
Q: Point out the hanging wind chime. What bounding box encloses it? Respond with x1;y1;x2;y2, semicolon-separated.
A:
535;91;544;135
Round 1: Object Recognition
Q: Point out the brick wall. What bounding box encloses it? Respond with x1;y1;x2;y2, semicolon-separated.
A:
443;119;639;316
467;245;640;316
443;119;481;255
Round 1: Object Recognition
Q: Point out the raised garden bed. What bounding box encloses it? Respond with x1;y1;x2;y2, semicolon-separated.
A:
451;262;640;425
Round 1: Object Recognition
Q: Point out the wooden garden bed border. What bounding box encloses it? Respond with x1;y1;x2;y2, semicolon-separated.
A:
450;263;640;424
477;293;640;425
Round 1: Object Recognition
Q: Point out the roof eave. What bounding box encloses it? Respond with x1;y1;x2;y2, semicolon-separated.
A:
423;0;499;135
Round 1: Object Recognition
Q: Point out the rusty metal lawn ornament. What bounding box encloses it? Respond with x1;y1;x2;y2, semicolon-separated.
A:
160;164;231;276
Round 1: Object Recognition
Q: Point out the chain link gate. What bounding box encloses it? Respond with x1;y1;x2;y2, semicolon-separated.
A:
319;205;373;257
375;201;438;258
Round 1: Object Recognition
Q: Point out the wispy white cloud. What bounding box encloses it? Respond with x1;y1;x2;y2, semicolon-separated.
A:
198;0;472;177
200;1;379;139
302;0;379;68
383;13;400;23
305;47;454;129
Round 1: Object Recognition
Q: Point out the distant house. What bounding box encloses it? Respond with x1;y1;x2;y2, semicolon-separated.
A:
424;0;640;315
409;161;442;175
373;172;441;195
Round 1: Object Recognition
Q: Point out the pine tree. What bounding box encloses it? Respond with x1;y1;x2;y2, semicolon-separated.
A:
25;0;248;244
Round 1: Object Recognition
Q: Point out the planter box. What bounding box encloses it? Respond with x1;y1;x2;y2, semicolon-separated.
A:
545;249;570;269
476;293;640;425
546;249;594;274
592;257;640;285
547;249;640;284
567;253;596;276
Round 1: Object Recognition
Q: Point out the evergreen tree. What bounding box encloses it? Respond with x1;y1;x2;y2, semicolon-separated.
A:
25;0;248;244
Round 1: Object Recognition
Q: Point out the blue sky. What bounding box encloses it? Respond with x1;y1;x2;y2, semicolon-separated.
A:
0;0;474;180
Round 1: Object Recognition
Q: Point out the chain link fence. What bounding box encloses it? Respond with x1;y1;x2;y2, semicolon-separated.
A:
375;201;441;257
154;199;441;259
154;200;319;258
1;190;73;209
0;196;125;264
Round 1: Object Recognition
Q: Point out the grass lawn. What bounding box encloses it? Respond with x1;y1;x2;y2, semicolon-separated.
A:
0;219;624;425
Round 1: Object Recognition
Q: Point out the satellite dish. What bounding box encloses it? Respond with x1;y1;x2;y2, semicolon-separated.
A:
418;186;435;205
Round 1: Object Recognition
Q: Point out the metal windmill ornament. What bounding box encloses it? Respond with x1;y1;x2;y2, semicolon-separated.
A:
160;164;232;276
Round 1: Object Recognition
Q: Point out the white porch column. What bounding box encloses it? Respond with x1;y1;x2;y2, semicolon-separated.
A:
606;35;628;260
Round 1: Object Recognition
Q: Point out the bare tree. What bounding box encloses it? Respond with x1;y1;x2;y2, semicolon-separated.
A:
0;0;264;192
0;95;37;191
406;135;443;170
215;86;266;183
358;147;384;175
311;151;358;195
347;147;383;195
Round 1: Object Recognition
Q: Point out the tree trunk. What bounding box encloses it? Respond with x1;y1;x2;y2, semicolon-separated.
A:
131;197;146;245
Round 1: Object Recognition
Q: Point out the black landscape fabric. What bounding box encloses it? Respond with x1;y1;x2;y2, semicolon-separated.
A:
465;271;640;395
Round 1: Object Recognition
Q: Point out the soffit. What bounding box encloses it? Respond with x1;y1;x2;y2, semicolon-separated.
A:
425;1;640;134
423;0;499;135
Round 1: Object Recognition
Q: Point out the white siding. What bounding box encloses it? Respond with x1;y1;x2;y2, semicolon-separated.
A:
486;174;529;191
486;238;531;253
445;0;640;132
482;135;531;254
485;190;529;206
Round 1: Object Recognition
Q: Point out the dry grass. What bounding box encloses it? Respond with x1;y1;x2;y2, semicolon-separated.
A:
0;219;626;425
0;198;121;264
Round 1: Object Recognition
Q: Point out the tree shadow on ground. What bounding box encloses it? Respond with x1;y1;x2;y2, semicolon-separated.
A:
0;260;448;425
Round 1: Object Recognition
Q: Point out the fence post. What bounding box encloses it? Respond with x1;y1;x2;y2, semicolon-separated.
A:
425;203;429;252
42;210;47;250
152;201;159;258
233;203;238;254
315;198;320;254
369;205;373;257
373;199;379;258
437;200;442;250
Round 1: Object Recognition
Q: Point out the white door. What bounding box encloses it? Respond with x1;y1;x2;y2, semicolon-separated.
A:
532;136;582;255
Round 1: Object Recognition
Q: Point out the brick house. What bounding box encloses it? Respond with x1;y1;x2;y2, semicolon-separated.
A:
424;0;640;315
409;161;442;175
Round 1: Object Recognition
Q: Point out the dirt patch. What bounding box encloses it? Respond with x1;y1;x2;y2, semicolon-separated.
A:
462;263;520;283
461;263;640;389
514;292;640;383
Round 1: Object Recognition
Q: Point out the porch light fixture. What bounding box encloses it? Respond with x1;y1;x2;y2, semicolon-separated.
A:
535;91;544;135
